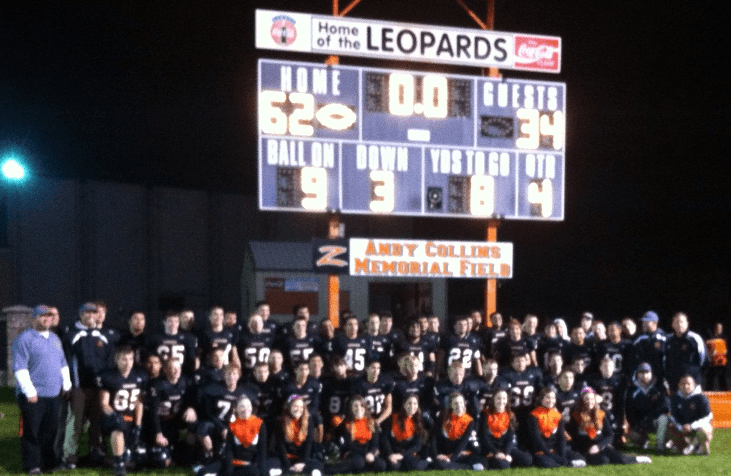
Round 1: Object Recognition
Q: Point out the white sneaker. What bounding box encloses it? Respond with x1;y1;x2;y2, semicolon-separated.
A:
636;456;652;464
472;463;485;471
571;459;587;468
682;444;696;456
311;470;321;476
269;470;283;476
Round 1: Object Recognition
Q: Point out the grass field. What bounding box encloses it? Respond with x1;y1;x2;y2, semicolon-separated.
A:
1;386;730;476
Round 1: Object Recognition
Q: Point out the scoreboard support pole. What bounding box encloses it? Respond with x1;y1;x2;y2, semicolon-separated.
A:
484;0;501;327
328;213;343;328
319;0;522;329
485;219;499;326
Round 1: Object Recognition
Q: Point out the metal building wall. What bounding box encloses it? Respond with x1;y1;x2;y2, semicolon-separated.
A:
3;178;253;332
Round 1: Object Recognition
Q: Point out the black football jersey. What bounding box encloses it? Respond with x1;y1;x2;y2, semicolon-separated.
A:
440;333;482;375
351;375;394;416
279;377;322;416
281;334;319;371
199;327;238;365
392;374;434;411
393;338;434;374
197;382;249;431
237;332;275;373
333;335;372;375
497;367;543;412
595;339;632;376
320;376;352;429
148;331;198;376
98;368;148;420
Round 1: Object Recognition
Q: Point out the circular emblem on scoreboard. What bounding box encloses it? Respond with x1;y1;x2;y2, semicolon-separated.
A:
270;16;297;46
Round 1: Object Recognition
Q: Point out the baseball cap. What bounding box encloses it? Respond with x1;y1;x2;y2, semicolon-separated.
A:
32;305;53;317
79;302;98;313
641;311;659;323
581;312;594;321
636;362;652;373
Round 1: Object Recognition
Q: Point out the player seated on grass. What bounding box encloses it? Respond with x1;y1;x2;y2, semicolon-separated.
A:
554;369;579;423
320;357;351;442
525;387;585;469
623;362;669;450
667;375;714;455
195;364;247;463
566;387;651;465
99;345;147;476
587;356;627;447
145;357;197;468
477;388;533;469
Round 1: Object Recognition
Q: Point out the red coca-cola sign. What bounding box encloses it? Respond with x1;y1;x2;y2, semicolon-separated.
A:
514;36;561;72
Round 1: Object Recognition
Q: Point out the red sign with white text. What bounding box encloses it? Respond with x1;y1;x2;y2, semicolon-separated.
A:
514;36;561;72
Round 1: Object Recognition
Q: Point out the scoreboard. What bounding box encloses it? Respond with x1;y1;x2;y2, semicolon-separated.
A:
259;59;565;220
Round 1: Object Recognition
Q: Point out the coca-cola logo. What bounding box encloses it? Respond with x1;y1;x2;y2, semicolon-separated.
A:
517;43;556;61
514;36;560;72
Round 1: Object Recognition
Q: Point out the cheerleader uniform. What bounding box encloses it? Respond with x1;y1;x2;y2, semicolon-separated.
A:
227;414;278;476
477;409;532;469
429;411;482;470
567;409;641;465
526;406;585;468
380;414;429;471
325;417;386;474
275;416;323;475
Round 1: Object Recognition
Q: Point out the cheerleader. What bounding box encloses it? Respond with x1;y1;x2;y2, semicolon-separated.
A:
526;387;585;468
567;387;652;465
326;395;386;474
380;395;429;471
275;395;323;476
429;392;483;470
226;396;279;476
194;396;274;476
477;389;533;469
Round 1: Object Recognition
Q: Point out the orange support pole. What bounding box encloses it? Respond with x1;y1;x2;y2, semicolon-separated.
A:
328;213;342;328
483;0;499;327
485;219;499;326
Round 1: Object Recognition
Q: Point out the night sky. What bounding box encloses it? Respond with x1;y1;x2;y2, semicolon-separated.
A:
2;1;728;329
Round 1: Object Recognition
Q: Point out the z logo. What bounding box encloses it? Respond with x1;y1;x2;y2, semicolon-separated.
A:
316;245;348;268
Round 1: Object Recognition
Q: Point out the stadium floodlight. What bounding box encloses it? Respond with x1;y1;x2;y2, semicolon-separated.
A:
1;158;26;181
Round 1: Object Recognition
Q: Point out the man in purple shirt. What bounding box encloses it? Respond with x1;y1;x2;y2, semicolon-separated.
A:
12;305;72;475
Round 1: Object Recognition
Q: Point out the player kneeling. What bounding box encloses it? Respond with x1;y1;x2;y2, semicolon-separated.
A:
146;357;198;468
99;346;147;476
667;375;714;455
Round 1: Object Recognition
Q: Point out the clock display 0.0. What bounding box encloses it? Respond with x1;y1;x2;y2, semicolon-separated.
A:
258;59;565;220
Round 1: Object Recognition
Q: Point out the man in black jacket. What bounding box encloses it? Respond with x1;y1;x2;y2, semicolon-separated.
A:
624;362;669;451
62;302;115;468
